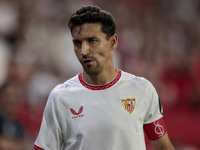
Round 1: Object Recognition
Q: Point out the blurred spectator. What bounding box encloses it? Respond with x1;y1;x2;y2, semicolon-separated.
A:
0;1;18;36
188;45;200;113
0;81;26;150
0;40;11;87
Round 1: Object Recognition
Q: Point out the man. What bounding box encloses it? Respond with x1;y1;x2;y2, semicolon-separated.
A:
34;5;175;150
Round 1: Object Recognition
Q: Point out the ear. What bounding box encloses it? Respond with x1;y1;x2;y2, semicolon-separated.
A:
109;34;118;51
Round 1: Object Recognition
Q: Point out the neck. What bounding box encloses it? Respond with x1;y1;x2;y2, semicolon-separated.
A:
82;67;118;85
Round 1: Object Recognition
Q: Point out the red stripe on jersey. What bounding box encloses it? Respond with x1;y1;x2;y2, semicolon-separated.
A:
144;117;167;141
125;105;134;113
34;145;45;150
79;69;121;90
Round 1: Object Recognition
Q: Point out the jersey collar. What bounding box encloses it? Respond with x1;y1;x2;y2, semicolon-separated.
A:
78;69;121;90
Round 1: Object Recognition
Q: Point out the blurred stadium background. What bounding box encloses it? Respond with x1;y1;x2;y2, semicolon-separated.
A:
0;0;200;149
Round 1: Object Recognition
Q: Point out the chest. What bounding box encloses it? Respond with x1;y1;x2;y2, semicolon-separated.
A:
59;85;147;134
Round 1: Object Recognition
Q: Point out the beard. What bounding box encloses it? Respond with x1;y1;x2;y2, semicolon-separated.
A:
80;55;104;75
83;61;103;75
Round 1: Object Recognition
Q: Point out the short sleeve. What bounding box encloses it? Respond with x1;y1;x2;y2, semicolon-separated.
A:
143;81;163;124
34;87;63;150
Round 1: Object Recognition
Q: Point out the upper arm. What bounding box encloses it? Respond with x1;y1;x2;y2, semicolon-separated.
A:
150;132;175;150
143;80;174;149
34;88;63;149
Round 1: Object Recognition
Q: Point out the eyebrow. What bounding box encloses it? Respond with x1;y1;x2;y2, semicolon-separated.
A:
73;36;99;42
87;37;99;41
72;39;80;43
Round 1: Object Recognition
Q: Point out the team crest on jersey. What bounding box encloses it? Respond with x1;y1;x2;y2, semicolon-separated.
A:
121;98;136;114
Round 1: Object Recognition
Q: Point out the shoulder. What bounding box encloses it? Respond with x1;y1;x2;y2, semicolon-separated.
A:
49;74;80;100
120;70;154;92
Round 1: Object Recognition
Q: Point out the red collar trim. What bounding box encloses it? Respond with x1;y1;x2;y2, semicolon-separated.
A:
78;69;121;90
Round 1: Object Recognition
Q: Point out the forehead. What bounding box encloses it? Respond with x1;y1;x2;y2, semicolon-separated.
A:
72;23;106;39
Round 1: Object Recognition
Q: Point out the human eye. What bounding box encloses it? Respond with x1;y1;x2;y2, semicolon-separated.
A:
73;40;82;46
89;38;97;44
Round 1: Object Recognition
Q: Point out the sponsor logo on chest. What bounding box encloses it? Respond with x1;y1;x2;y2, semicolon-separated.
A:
70;106;84;119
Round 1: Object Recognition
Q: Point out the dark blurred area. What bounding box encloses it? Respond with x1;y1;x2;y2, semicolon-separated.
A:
0;0;199;149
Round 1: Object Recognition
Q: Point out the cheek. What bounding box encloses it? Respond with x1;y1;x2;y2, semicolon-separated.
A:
101;45;111;57
98;43;110;56
98;49;110;63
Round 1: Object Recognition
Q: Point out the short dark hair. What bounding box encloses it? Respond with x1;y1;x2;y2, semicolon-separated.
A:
68;5;116;40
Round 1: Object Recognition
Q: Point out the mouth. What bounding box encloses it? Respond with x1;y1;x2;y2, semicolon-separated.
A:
82;59;93;65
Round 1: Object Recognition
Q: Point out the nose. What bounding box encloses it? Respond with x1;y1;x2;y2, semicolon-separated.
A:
81;42;89;55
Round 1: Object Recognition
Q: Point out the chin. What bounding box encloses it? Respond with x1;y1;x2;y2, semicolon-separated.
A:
84;67;103;75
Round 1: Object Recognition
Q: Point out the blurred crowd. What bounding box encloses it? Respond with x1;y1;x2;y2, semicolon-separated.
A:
0;0;200;149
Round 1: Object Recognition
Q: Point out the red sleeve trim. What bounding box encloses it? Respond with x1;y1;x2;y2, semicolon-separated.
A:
34;145;45;150
144;117;167;141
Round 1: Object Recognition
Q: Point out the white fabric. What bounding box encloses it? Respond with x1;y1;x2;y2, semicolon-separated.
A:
35;70;163;150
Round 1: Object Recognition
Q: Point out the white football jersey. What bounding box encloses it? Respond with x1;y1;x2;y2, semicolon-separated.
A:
34;69;163;150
